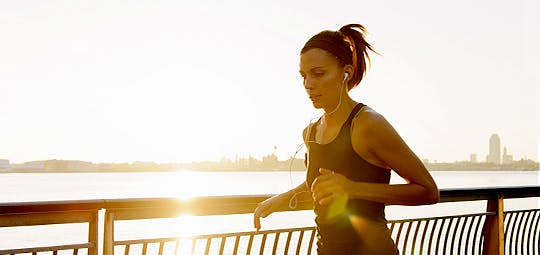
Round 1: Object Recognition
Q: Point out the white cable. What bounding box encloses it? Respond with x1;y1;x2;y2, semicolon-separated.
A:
287;78;348;206
289;191;310;209
324;79;346;116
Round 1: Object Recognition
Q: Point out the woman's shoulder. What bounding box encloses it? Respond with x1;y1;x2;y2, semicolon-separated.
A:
352;105;401;146
353;105;389;129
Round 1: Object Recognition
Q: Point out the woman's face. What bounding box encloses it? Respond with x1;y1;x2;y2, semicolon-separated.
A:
299;48;345;110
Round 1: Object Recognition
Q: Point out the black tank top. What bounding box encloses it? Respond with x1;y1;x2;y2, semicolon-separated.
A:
306;103;390;224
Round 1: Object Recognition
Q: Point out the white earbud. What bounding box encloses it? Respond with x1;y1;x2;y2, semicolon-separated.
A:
343;72;349;83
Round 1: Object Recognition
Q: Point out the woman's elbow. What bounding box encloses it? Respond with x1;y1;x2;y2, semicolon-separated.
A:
424;184;440;205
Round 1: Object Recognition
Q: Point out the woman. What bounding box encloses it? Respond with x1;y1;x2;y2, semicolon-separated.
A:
253;24;439;254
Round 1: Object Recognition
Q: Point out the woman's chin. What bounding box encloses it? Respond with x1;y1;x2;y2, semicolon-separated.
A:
311;102;324;109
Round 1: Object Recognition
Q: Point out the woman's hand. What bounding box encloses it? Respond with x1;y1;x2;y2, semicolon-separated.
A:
311;168;351;219
253;194;287;231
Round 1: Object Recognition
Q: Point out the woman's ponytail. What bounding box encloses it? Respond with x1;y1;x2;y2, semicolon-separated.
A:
339;24;377;90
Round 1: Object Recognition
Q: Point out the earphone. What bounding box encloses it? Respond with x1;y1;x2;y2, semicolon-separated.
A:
343;72;349;83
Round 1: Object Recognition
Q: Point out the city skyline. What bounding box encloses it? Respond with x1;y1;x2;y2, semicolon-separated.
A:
1;0;539;164
0;133;537;166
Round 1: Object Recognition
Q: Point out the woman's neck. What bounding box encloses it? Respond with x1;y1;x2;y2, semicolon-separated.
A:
322;97;356;125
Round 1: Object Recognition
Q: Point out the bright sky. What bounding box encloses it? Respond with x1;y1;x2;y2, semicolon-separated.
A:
1;0;539;164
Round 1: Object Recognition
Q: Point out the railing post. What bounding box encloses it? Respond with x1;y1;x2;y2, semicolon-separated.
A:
88;210;99;255
482;194;505;255
103;211;115;255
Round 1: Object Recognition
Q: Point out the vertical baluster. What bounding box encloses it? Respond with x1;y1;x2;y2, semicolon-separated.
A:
246;234;254;255
124;244;130;255
295;230;305;255
442;217;455;254
401;221;414;254
218;237;226;255
73;249;78;255
283;231;293;254
465;215;474;255
534;210;540;254
457;216;471;255
204;238;212;255
259;233;267;255
142;242;148;255
476;215;487;255
503;212;512;254
510;212;519;255
514;212;526;255
528;210;540;255
389;222;396;233
307;229;316;255
435;218;448;255
394;222;404;249
419;219;432;255
158;241;165;255
53;250;58;255
449;217;463;254
232;235;240;255
427;218;440;255
520;211;532;255
472;215;482;255
410;219;423;255
271;233;280;255
506;212;518;255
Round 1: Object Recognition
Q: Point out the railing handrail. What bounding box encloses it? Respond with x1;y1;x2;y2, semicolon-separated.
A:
1;186;539;215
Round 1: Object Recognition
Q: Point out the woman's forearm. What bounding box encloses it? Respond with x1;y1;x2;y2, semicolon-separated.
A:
283;181;311;201
347;181;439;206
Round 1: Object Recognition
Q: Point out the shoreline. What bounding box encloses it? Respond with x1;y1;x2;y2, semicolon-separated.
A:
1;168;538;174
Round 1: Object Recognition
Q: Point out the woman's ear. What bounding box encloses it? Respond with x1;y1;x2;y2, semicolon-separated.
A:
344;65;353;79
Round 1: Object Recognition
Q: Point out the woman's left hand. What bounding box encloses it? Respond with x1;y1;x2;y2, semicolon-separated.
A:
311;168;351;205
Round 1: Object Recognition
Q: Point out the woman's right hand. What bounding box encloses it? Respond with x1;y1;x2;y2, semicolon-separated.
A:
253;194;288;231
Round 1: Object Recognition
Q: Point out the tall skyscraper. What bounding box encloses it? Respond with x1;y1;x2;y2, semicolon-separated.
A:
487;134;501;164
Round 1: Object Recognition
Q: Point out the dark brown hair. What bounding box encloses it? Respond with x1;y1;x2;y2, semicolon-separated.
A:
301;24;377;90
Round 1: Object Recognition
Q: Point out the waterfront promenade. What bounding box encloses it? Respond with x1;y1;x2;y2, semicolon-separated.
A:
0;186;539;255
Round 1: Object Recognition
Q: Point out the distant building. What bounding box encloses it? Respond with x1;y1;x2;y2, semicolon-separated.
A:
262;153;278;168
487;134;501;164
22;160;46;170
44;159;95;171
0;159;9;169
470;154;477;163
502;147;513;165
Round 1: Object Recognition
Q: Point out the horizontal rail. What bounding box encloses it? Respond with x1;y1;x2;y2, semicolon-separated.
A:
0;210;98;227
2;186;537;216
0;200;104;214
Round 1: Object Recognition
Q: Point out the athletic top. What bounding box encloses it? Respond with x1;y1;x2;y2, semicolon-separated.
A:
306;103;392;253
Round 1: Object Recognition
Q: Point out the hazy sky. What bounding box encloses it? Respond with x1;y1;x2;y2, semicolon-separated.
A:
1;0;539;164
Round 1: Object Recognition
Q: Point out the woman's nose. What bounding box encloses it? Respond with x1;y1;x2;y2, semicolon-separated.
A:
303;77;314;89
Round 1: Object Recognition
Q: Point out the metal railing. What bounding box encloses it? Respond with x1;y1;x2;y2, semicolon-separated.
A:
0;200;101;255
0;186;538;255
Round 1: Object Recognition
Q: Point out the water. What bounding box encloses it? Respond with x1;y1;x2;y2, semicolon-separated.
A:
0;170;538;250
